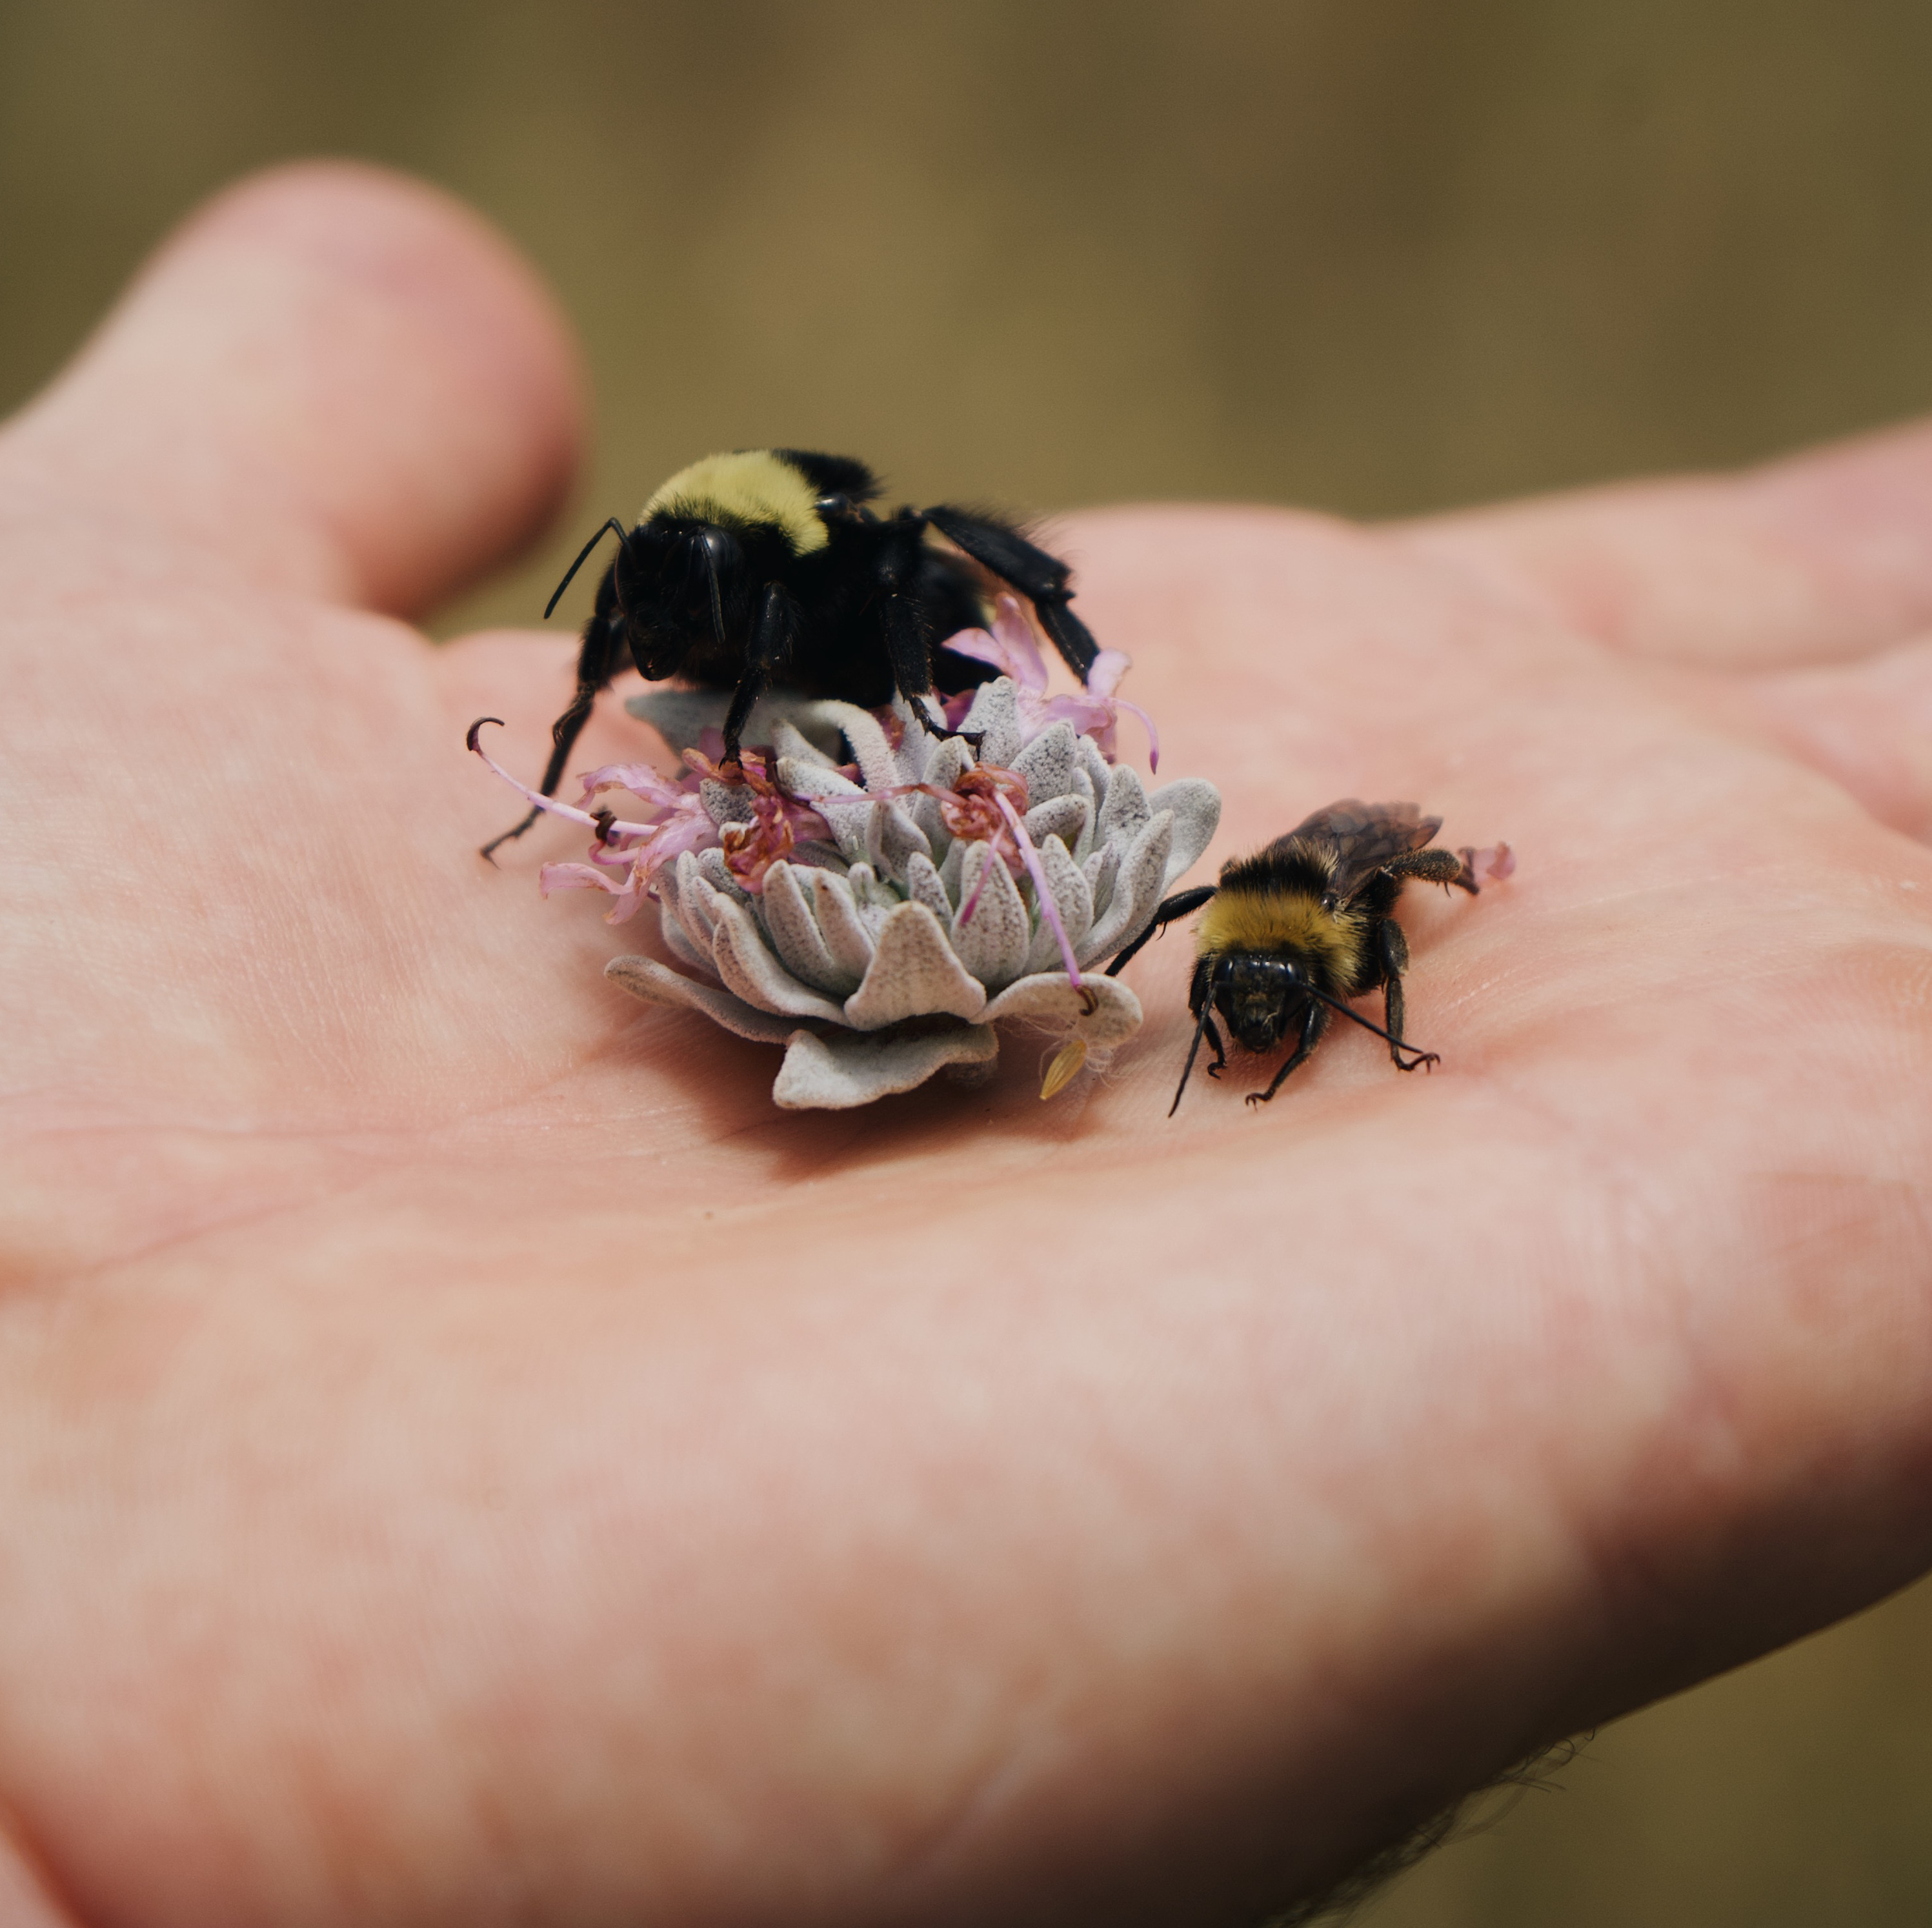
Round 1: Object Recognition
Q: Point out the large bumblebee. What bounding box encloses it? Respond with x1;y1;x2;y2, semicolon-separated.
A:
1107;801;1495;1115
481;449;1102;857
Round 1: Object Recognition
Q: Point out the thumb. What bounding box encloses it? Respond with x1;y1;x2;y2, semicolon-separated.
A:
3;160;584;618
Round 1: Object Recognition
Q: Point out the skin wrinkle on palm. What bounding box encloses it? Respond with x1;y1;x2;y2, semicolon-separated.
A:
3;161;1932;1925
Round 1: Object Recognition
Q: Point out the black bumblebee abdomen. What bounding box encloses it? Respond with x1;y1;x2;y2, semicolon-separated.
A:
481;448;1106;857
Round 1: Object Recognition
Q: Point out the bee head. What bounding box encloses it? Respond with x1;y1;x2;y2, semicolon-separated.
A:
615;521;745;678
1218;954;1309;1054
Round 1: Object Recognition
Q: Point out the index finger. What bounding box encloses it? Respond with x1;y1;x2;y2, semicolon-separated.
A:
1400;419;1932;671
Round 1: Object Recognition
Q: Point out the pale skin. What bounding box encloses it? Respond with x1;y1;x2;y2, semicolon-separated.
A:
3;161;1931;1926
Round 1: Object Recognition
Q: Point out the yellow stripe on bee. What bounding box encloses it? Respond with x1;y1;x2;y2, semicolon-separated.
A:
1196;887;1362;974
643;450;829;556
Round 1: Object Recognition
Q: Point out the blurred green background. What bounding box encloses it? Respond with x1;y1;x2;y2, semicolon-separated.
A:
5;1;1930;1918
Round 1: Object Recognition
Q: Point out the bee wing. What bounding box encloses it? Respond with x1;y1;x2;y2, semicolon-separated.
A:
1269;799;1444;904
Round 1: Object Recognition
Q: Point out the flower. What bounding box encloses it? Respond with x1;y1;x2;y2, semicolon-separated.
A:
472;661;1220;1110
943;596;1160;769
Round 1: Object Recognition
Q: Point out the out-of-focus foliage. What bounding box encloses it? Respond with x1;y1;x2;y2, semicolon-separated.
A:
8;0;1932;634
4;5;1930;1920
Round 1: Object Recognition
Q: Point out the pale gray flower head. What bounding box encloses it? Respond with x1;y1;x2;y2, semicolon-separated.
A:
476;674;1221;1109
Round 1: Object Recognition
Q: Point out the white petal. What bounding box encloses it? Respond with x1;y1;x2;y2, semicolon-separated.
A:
886;694;938;785
605;954;801;1043
1020;833;1093;974
923;734;977;792
776;756;864;801
843;901;988;1029
658;899;716;976
709;899;849;1021
1023;792;1089;856
760;861;861;996
901;849;955;921
1083;840;1119;922
960;678;1021;768
770;719;838;769
948;844;1031;990
1097;763;1152;852
1066;767;1099;861
981;972;1143;1050
1078;734;1112;803
625;688;848;761
672;850;723;952
695;847;750;903
866;798;932;881
772;1022;999;1110
816;798;876;864
622;688;729;756
1010;720;1080;802
844;862;901;939
785;839;849;874
701;778;757;826
809;869;878;981
938;836;967;903
1078;808;1174;966
1148;778;1222;888
823;701;902;794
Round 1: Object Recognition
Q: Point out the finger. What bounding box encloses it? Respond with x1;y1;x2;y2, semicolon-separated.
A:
1402;420;1932;672
3;161;583;617
1735;634;1932;841
0;1814;79;1928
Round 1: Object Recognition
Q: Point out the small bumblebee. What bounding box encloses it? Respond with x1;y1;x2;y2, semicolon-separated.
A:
1106;801;1504;1114
481;448;1102;857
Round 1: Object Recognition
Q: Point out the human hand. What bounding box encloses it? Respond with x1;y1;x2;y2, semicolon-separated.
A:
5;163;1931;1925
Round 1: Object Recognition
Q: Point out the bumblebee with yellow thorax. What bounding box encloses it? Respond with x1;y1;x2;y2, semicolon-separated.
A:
1107;801;1489;1114
479;448;1107;858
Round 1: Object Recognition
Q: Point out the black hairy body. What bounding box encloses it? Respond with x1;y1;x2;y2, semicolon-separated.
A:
1106;801;1485;1114
481;448;1102;856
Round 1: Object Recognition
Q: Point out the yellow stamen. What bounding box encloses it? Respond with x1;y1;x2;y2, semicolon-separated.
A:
1040;1038;1087;1100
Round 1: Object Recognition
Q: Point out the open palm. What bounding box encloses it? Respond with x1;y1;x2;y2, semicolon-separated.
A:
5;165;1932;1926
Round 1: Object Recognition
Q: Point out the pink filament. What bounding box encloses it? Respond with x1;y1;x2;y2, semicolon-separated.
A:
469;723;649;843
994;792;1083;986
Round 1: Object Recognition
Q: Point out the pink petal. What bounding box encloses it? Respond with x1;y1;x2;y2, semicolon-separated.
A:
943;625;1018;678
1086;648;1132;698
994;792;1082;985
576;761;689;809
1113;696;1159;772
539;860;649;924
989;596;1049;690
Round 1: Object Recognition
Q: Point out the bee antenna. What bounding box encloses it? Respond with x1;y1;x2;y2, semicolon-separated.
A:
1168;959;1231;1118
544;518;634;621
1303;984;1440;1069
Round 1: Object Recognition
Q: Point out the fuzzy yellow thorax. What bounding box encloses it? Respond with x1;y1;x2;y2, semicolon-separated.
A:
1197;887;1362;974
643;451;829;556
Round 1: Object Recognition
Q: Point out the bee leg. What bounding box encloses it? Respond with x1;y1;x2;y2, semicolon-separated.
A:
1375;919;1439;1072
1202;1009;1229;1079
1104;886;1218;976
874;583;965;743
1386;847;1476;895
1246;1001;1330;1107
721;583;800;763
479;597;628;861
922;506;1102;682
